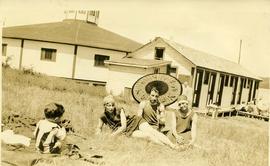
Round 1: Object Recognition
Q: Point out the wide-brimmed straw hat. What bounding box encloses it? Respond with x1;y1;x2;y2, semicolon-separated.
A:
132;73;182;106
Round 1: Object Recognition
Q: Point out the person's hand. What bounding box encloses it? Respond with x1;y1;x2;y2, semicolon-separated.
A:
175;135;184;144
53;141;62;149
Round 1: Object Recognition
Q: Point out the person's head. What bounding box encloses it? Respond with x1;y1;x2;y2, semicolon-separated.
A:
149;87;159;105
103;95;115;113
44;103;65;123
177;95;189;113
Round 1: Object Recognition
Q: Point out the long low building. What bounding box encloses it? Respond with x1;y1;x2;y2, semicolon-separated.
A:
124;37;262;108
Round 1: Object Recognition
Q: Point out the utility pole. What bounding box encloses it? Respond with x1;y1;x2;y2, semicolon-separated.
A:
238;39;242;64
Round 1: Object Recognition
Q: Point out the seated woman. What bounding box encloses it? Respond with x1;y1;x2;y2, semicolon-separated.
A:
162;95;198;146
96;95;178;149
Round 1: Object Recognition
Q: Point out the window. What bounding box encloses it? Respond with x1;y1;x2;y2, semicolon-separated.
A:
255;81;259;89
41;48;57;61
247;79;251;89
166;65;177;75
204;71;210;84
2;44;7;56
225;75;229;86
170;67;177;74
154;68;160;74
191;67;195;75
230;76;234;87
243;78;247;88
94;54;109;67
155;47;165;60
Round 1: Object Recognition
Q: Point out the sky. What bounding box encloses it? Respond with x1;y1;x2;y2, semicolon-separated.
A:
1;0;270;77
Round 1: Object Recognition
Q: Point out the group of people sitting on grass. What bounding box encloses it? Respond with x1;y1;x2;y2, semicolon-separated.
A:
34;87;198;154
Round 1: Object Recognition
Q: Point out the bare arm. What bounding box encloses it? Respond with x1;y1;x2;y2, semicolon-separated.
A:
95;118;104;135
170;112;184;142
190;113;198;145
159;104;166;123
111;109;127;137
33;121;40;137
171;112;178;137
137;101;146;116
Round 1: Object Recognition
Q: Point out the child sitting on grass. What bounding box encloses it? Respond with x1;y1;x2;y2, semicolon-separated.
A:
34;103;66;154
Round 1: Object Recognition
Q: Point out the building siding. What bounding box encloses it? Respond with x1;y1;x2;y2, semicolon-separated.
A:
74;46;126;82
2;38;21;68
130;38;195;77
21;40;75;78
106;65;167;96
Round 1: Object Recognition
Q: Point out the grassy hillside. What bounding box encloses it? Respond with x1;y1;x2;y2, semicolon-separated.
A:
2;68;268;166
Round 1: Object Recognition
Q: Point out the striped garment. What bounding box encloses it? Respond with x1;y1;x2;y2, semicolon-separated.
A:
34;119;66;153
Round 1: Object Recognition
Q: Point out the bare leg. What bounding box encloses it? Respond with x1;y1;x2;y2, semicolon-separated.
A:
132;130;164;145
138;122;177;149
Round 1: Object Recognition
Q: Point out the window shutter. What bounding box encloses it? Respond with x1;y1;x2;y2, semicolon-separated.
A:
52;50;57;62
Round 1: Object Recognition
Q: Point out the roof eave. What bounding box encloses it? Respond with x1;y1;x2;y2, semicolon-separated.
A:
2;36;132;53
105;61;171;69
196;66;262;81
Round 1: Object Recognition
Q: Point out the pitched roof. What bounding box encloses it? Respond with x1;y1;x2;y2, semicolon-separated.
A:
2;19;142;52
105;58;171;68
159;37;261;80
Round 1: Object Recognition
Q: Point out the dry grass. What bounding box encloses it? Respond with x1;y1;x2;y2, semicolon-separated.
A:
2;68;269;166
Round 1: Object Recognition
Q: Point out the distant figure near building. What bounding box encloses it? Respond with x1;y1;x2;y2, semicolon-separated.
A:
182;81;193;104
256;97;269;116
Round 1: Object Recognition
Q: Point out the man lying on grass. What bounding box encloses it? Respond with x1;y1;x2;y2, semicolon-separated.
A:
34;103;66;154
96;95;179;149
162;95;198;146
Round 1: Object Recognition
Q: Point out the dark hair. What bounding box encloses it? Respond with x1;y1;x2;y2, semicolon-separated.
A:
44;103;65;119
150;87;160;95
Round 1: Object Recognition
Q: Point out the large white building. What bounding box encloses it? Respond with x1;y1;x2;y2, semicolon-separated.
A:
2;17;142;84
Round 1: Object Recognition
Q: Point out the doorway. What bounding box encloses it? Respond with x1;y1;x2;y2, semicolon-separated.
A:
216;74;225;106
237;78;244;104
192;69;203;107
248;80;253;102
206;72;217;105
231;76;238;105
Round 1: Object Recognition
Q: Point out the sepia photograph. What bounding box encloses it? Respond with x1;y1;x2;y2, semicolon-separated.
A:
1;0;269;165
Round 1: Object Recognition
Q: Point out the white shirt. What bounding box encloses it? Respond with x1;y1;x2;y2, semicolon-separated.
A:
34;119;66;153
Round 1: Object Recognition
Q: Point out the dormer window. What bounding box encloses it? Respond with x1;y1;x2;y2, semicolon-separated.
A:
155;47;165;60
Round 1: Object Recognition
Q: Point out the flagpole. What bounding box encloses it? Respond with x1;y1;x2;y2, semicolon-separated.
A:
238;40;242;64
